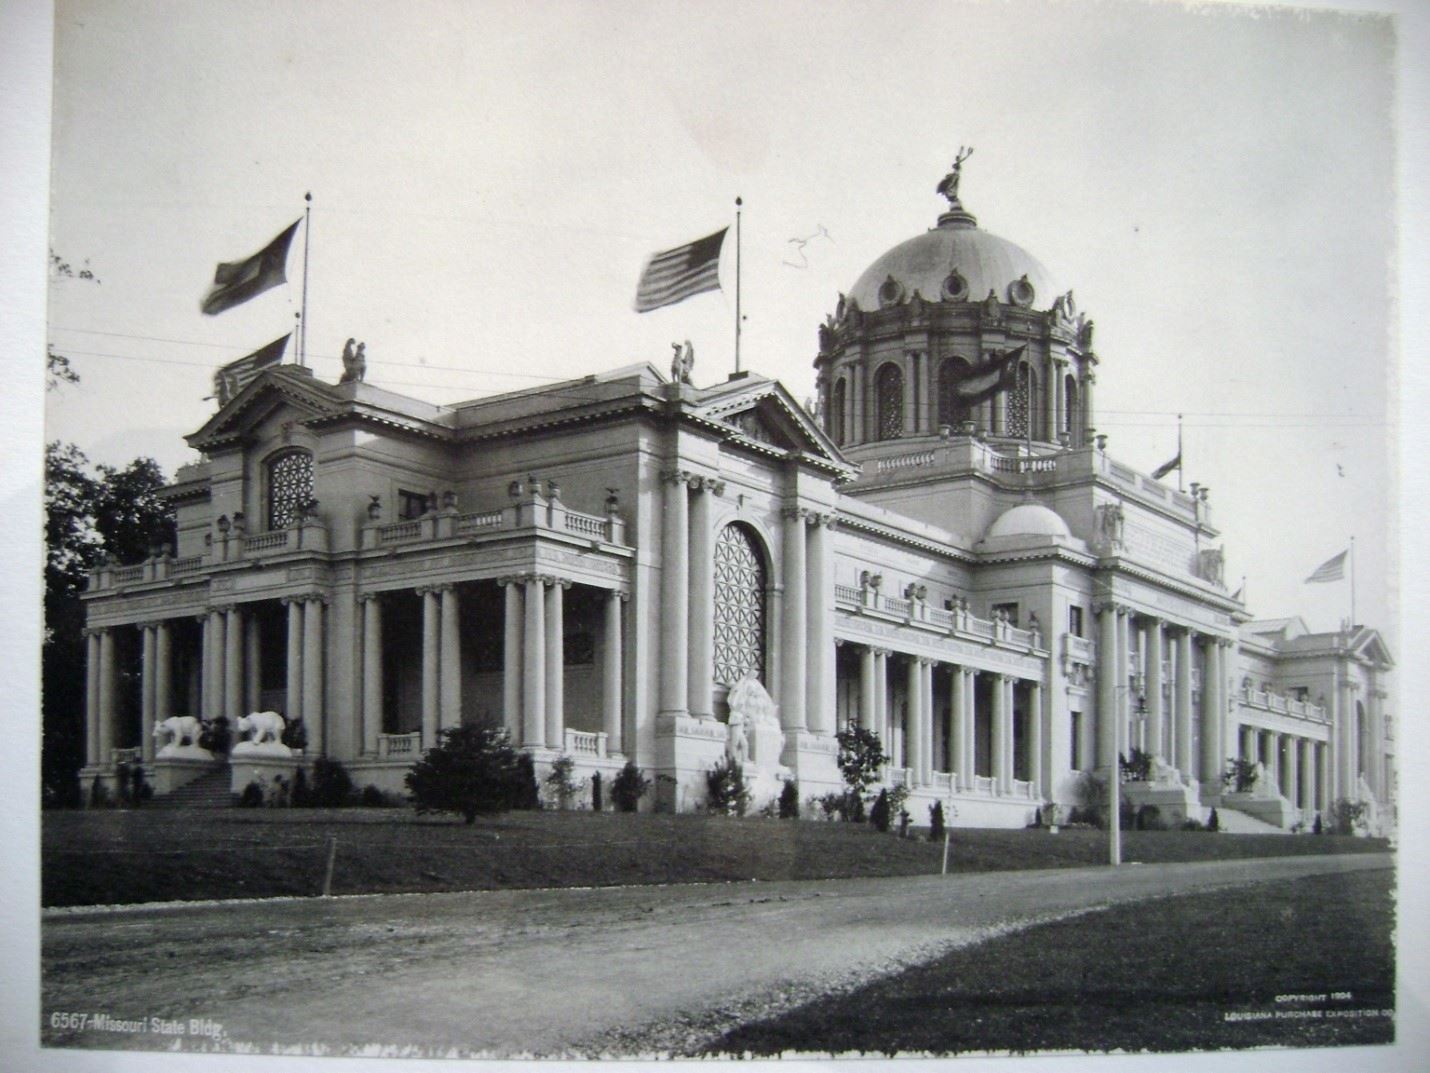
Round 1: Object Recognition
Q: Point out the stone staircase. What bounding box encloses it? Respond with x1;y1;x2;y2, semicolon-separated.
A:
150;767;233;808
1213;806;1293;835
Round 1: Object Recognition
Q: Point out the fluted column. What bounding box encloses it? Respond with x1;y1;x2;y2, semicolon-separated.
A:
1367;687;1385;798
1028;681;1044;797
361;594;383;755
440;584;462;730
206;609;226;721
905;658;923;784
302;597;324;753
545;579;566;748
951;666;968;788
139;626;156;762
522;575;546;746
244;612;261;712
1318;742;1330;812
284;599;303;724
97;628;117;765
688;478;716;720
991;673;1009;793
502;579;522;739
1096;603;1119;769
155;620;172;723
1174;629;1193;777
84;630;101;766
659;471;689;716
603;590;624;753
859;646;877;731
224;606;243;721
920;659;934;784
421;587;439;746
806;513;835;735
781;506;808;732
1145;619;1164;758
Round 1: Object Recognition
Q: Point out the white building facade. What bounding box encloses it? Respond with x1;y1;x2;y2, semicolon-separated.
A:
79;171;1394;830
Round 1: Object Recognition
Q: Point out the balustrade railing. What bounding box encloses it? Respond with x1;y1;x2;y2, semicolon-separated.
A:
243;530;291;554
563;728;608;757
377;732;422;758
930;771;952;792
834;584;863;605
111;747;141;765
875;450;936;473
974;775;995;794
377;520;422;543
110;564;145;583
1012;778;1034;799
1239;687;1327;723
170;555;203;575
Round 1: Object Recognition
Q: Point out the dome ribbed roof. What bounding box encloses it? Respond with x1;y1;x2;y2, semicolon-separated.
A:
849;219;1062;313
985;503;1071;541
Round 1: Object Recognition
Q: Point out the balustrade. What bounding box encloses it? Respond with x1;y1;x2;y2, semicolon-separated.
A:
377;732;421;758
563;728;608;757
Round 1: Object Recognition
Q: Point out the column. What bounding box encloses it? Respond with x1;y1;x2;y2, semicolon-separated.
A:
1266;732;1281;792
1174;629;1193;777
1285;736;1300;810
545;579;565;749
522;575;546;746
1096;604;1119;769
421;587;439;746
1116;609;1131;755
1300;738;1316;813
285;599;303;724
1028;681;1044;798
806;514;835;735
1318;742;1331;813
688;478;715;719
1241;725;1256;762
859;646;877;731
1053;360;1067;437
154;621;172;724
1198;637;1220;787
440;584;461;730
84;630;101;767
224;605;243;721
991;673;1008;793
781;506;807;732
245;611;262;712
659;472;689;716
207;609;226;721
1367;687;1385;798
921;659;934;784
602;590;624;753
140;625;156;762
873;649;889;749
302;597;324;754
905;658;923;783
1145;620;1164;758
97;628;117;765
361;594;383;755
502;579;522;739
951;666;969;788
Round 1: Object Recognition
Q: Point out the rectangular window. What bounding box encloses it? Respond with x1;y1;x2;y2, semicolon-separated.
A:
992;601;1019;628
398;489;429;521
1070;711;1083;770
1068;605;1084;637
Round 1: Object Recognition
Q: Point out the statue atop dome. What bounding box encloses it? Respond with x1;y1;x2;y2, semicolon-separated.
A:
937;146;974;207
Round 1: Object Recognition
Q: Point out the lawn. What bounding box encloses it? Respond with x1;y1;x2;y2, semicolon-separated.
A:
42;807;1389;907
706;868;1396;1055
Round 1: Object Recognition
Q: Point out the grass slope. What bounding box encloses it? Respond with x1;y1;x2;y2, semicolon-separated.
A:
707;869;1396;1056
42;808;1389;907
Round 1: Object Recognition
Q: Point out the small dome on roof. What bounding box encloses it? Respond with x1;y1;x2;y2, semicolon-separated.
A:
985;503;1071;541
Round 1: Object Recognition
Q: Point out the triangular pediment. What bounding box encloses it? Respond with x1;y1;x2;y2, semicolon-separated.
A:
1349;627;1395;668
186;366;343;451
693;377;850;471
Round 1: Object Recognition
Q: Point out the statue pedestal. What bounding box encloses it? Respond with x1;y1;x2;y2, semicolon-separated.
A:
230;753;304;801
151;755;218;795
1123;779;1202;827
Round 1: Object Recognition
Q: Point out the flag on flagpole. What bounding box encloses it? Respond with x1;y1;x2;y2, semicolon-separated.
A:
212;334;290;406
633;227;728;312
949;344;1026;407
1305;550;1348;583
1151;451;1181;480
202;220;301;315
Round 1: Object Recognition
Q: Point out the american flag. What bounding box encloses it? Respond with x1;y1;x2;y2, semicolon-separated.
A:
633;227;728;313
212;334;290;406
1305;550;1348;583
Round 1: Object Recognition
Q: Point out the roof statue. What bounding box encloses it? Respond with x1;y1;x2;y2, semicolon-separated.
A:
936;146;974;207
340;338;367;384
670;339;694;385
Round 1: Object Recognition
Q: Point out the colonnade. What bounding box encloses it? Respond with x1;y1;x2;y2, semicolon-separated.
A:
1239;725;1329;814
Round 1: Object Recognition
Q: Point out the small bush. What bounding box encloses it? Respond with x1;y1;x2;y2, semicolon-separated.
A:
311;757;354;808
291;767;311;807
1224;757;1258;794
706;755;750;817
1330;798;1366;836
199;716;231;754
591;771;603;812
281;717;308;751
88;776;111;809
405;725;532;823
514;754;540;810
1120;748;1153;783
611;760;650;813
238;781;264;808
778;779;799;819
1181;817;1205;831
1207;807;1220;832
836;726;887;805
814;792;845;821
1313;812;1323;835
870;788;891;832
360;784;392;808
929;800;946;841
1135;804;1166;831
544;754;581;810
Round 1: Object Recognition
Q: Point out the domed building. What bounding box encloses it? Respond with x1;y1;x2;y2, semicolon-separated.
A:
77;157;1394;835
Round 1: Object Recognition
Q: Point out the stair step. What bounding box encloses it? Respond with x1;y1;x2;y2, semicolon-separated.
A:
149;768;234;808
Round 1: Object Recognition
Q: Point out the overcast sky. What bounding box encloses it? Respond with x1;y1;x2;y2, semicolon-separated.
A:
43;0;1398;639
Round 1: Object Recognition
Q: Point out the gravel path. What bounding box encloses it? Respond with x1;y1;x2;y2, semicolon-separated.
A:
41;852;1391;1058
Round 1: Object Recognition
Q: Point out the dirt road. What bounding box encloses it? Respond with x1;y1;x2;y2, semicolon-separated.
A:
42;852;1391;1057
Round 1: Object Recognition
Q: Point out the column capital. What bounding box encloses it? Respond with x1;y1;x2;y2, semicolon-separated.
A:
209;602;234;614
82;626;108;638
1092;599;1127;617
871;646;892;658
687;473;725;495
916;655;935;667
661;467;692;486
805;510;837;528
781;505;809;522
303;593;331;606
357;591;383;603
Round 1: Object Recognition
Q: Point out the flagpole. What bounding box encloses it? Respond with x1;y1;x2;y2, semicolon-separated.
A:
734;196;743;375
1350;535;1357;627
300;192;312;367
1176;414;1184;492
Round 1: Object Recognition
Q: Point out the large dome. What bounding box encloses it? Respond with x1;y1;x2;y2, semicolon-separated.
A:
849;219;1062;313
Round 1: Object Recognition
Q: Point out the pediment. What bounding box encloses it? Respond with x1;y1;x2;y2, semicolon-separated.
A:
186;367;342;451
1349;628;1395;668
694;379;848;469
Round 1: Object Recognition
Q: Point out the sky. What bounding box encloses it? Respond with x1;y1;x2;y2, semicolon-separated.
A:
43;0;1399;641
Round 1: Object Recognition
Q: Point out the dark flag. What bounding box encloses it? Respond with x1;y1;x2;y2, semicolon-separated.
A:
1305;550;1348;584
950;344;1026;407
212;334;290;406
634;227;728;312
201;220;301;315
1151;452;1181;480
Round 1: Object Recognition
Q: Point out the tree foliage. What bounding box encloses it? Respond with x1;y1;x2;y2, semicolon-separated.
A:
835;726;887;807
405;725;533;823
611;760;650;812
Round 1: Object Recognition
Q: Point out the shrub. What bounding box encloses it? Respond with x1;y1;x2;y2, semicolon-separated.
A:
281;717;308;751
1135;804;1166;831
836;726;887;807
1120;748;1153;783
1330;798;1367;835
405;725;530;823
1313;812;1323;835
514;753;540;810
238;781;264;808
1223;757;1258;793
591;771;603;812
291;767;311;807
706;755;750;816
199;715;231;754
544;754;582;810
88;776;111;809
311;757;354;807
778;779;799;819
897;808;911;838
929;800;946;841
870;788;891;832
1180;817;1205;831
814;792;845;821
1207;807;1220;832
887;783;911;821
359;784;392;808
611;760;650;813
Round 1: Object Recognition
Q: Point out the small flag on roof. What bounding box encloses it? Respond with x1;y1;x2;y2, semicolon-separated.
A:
634;227;728;313
212;334;290;406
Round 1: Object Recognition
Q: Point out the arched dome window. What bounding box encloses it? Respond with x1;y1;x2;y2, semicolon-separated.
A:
875;362;903;441
266;449;314;530
1007;362;1037;439
937;356;972;429
832;378;847;445
713;523;768;687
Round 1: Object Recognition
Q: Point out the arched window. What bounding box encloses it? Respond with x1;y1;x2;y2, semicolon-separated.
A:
1007;362;1036;438
1064;374;1079;442
875;362;903;441
937;357;971;428
713;523;768;687
831;378;847;445
266;449;314;530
